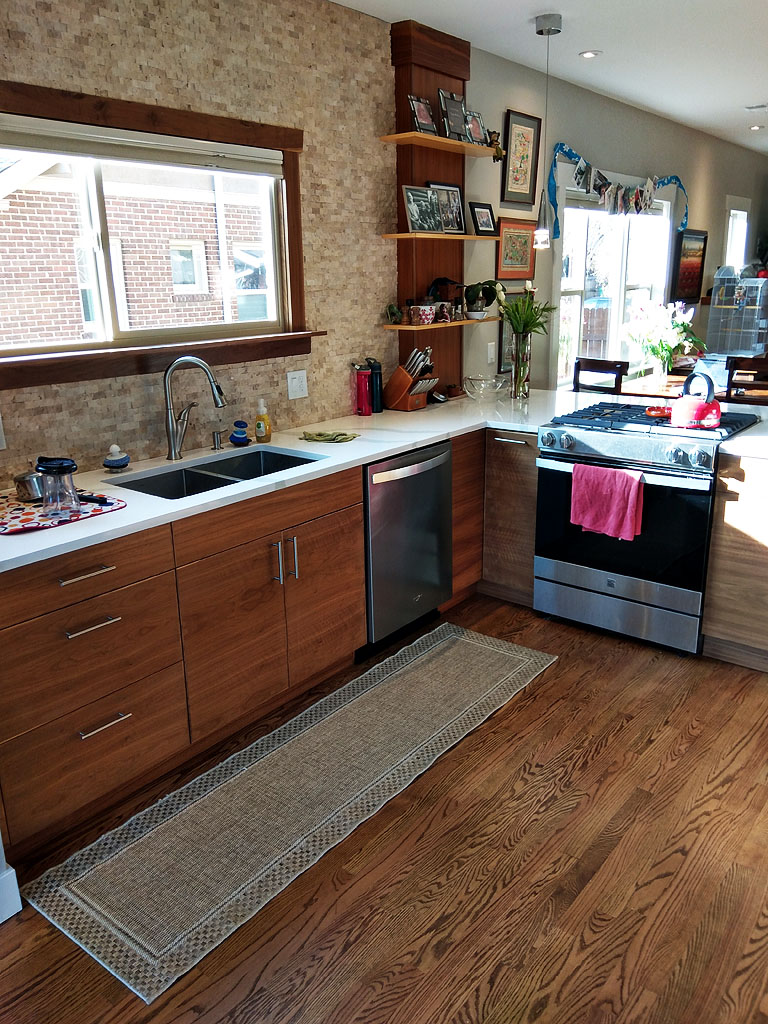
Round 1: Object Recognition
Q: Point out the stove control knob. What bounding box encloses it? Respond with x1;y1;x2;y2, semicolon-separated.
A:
665;446;686;465
540;431;556;448
560;433;575;450
691;449;711;469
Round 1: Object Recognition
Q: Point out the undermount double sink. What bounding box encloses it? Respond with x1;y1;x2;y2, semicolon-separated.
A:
111;448;323;500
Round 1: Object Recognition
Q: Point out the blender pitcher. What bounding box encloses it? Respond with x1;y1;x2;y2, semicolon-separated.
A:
35;457;81;517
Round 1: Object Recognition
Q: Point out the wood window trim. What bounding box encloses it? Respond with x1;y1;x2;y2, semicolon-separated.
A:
0;80;310;388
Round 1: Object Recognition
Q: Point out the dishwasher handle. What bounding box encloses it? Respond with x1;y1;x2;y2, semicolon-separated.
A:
370;449;450;485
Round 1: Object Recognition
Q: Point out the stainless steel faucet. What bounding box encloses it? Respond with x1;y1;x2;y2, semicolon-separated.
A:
163;355;228;461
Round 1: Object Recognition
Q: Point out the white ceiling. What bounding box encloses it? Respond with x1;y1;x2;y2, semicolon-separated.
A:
334;0;768;156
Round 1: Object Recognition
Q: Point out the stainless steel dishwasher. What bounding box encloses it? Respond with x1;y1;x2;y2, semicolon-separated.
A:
364;440;452;643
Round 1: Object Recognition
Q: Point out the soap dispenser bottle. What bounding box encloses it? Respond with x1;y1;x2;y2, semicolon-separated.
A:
254;399;272;443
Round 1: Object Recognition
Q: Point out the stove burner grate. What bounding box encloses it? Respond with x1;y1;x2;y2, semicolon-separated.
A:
552;402;758;439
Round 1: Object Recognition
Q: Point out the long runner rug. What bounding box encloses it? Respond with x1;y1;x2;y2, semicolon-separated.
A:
23;622;556;1002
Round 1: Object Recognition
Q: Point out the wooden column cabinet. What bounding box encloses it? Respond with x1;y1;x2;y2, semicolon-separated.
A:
451;429;486;594
174;471;367;743
702;453;768;670
481;429;539;606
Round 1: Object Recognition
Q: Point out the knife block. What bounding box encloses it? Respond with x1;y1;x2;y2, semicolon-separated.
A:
383;366;428;411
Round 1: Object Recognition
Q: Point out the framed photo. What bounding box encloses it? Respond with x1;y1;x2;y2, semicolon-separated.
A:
465;110;487;146
498;299;524;373
497;217;536;279
438;89;468;141
407;95;438;135
669;228;708;303
501;109;542;206
402;185;443;234
427;181;465;234
468;202;497;237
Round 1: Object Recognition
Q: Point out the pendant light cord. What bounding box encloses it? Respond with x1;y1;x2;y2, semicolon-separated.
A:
543;34;550;171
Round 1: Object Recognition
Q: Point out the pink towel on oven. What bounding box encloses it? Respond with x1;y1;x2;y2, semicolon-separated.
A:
570;463;644;541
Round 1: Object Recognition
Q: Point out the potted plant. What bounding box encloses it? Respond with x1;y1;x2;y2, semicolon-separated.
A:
497;283;556;398
624;302;705;382
464;280;500;319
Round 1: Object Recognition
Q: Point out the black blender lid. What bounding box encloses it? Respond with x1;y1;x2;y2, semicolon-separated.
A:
36;456;78;474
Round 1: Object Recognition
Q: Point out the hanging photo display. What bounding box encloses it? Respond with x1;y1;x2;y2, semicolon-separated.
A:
545;141;690;241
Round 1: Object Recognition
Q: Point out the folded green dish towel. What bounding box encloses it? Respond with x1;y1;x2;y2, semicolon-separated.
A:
300;431;359;443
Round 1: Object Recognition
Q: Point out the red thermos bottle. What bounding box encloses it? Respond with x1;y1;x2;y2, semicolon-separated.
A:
355;367;372;416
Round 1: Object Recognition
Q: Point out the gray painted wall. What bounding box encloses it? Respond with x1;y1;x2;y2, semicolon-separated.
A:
463;48;768;387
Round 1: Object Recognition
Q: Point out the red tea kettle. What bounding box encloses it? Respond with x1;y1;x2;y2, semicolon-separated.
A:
670;371;721;428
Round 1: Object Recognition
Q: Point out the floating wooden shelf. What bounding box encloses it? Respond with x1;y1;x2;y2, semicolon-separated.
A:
380;132;496;157
382;317;501;331
382;232;498;241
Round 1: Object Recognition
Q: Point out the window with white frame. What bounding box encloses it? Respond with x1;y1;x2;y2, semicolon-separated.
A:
557;194;671;386
724;195;751;271
0;117;287;354
169;240;208;295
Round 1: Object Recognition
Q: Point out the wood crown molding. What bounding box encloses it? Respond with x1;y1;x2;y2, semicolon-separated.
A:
390;21;471;80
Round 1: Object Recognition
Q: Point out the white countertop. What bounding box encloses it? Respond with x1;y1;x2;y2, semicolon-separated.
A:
3;389;767;573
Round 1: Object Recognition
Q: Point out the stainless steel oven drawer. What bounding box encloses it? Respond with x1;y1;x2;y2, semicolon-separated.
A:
533;578;701;653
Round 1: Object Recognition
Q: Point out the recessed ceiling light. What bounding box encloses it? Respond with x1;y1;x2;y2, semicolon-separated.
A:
579;50;602;59
750;124;763;131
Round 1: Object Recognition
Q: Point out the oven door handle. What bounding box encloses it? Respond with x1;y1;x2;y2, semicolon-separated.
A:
535;458;712;491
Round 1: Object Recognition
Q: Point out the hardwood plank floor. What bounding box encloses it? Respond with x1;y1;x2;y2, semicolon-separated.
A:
3;595;768;1024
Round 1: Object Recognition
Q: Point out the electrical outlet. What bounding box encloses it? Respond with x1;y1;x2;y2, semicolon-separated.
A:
487;341;496;365
287;369;309;400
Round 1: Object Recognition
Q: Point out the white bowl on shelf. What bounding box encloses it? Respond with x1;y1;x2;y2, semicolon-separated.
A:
465;310;488;320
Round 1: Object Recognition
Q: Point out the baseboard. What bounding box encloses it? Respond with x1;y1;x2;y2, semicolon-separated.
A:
476;579;532;608
702;635;768;672
439;584;477;612
0;865;22;922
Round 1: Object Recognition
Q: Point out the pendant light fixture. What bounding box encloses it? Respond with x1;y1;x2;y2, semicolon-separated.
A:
533;13;561;250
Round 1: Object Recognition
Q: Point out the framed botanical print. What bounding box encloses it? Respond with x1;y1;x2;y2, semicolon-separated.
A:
496;218;536;279
501;109;542;206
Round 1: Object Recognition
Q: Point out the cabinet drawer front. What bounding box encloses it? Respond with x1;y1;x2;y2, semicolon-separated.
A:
0;525;174;630
0;571;182;742
0;662;190;845
173;468;363;565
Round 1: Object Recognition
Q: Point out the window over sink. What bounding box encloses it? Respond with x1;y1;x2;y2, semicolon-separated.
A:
0;115;290;355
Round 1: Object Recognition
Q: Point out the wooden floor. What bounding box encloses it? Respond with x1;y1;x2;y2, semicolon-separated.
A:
3;595;768;1024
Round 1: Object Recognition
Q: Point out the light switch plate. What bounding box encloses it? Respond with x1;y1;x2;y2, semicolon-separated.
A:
287;370;308;400
487;341;496;364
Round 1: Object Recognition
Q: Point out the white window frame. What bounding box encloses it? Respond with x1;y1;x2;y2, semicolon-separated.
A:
0;115;287;356
723;194;751;271
169;239;208;295
549;159;674;388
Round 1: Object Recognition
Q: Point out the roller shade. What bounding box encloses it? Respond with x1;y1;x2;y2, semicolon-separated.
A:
0;113;283;176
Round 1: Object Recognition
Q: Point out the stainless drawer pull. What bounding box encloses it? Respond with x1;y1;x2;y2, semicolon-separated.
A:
288;536;299;579
272;540;284;585
65;614;122;640
79;711;133;740
493;437;529;445
58;564;117;587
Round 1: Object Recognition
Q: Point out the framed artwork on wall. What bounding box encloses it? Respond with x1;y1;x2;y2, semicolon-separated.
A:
669;228;708;303
501;109;542;206
496;218;536;279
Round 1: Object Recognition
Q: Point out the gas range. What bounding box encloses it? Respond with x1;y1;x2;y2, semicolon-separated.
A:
537;403;759;477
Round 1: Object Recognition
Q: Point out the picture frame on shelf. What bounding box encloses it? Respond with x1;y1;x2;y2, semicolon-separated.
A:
407;95;438;135
427;181;465;234
497;294;524;373
497;217;536;279
465;110;488;146
438;89;469;141
668;228;708;303
402;185;443;234
468;201;497;237
501;109;542;206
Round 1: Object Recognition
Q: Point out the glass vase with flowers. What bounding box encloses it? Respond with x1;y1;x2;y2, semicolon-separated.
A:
496;281;557;398
625;302;705;386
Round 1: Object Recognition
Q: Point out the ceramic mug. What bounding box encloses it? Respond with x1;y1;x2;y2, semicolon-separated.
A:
410;304;436;325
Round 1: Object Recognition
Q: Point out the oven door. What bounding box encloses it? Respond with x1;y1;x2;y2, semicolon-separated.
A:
533;457;714;651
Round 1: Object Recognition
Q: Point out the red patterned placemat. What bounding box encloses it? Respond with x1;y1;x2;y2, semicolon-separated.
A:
0;491;127;534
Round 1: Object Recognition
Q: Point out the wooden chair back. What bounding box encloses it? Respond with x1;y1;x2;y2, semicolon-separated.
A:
725;356;768;403
573;358;629;394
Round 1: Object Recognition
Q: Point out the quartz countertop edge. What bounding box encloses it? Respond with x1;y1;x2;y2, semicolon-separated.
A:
3;389;767;573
